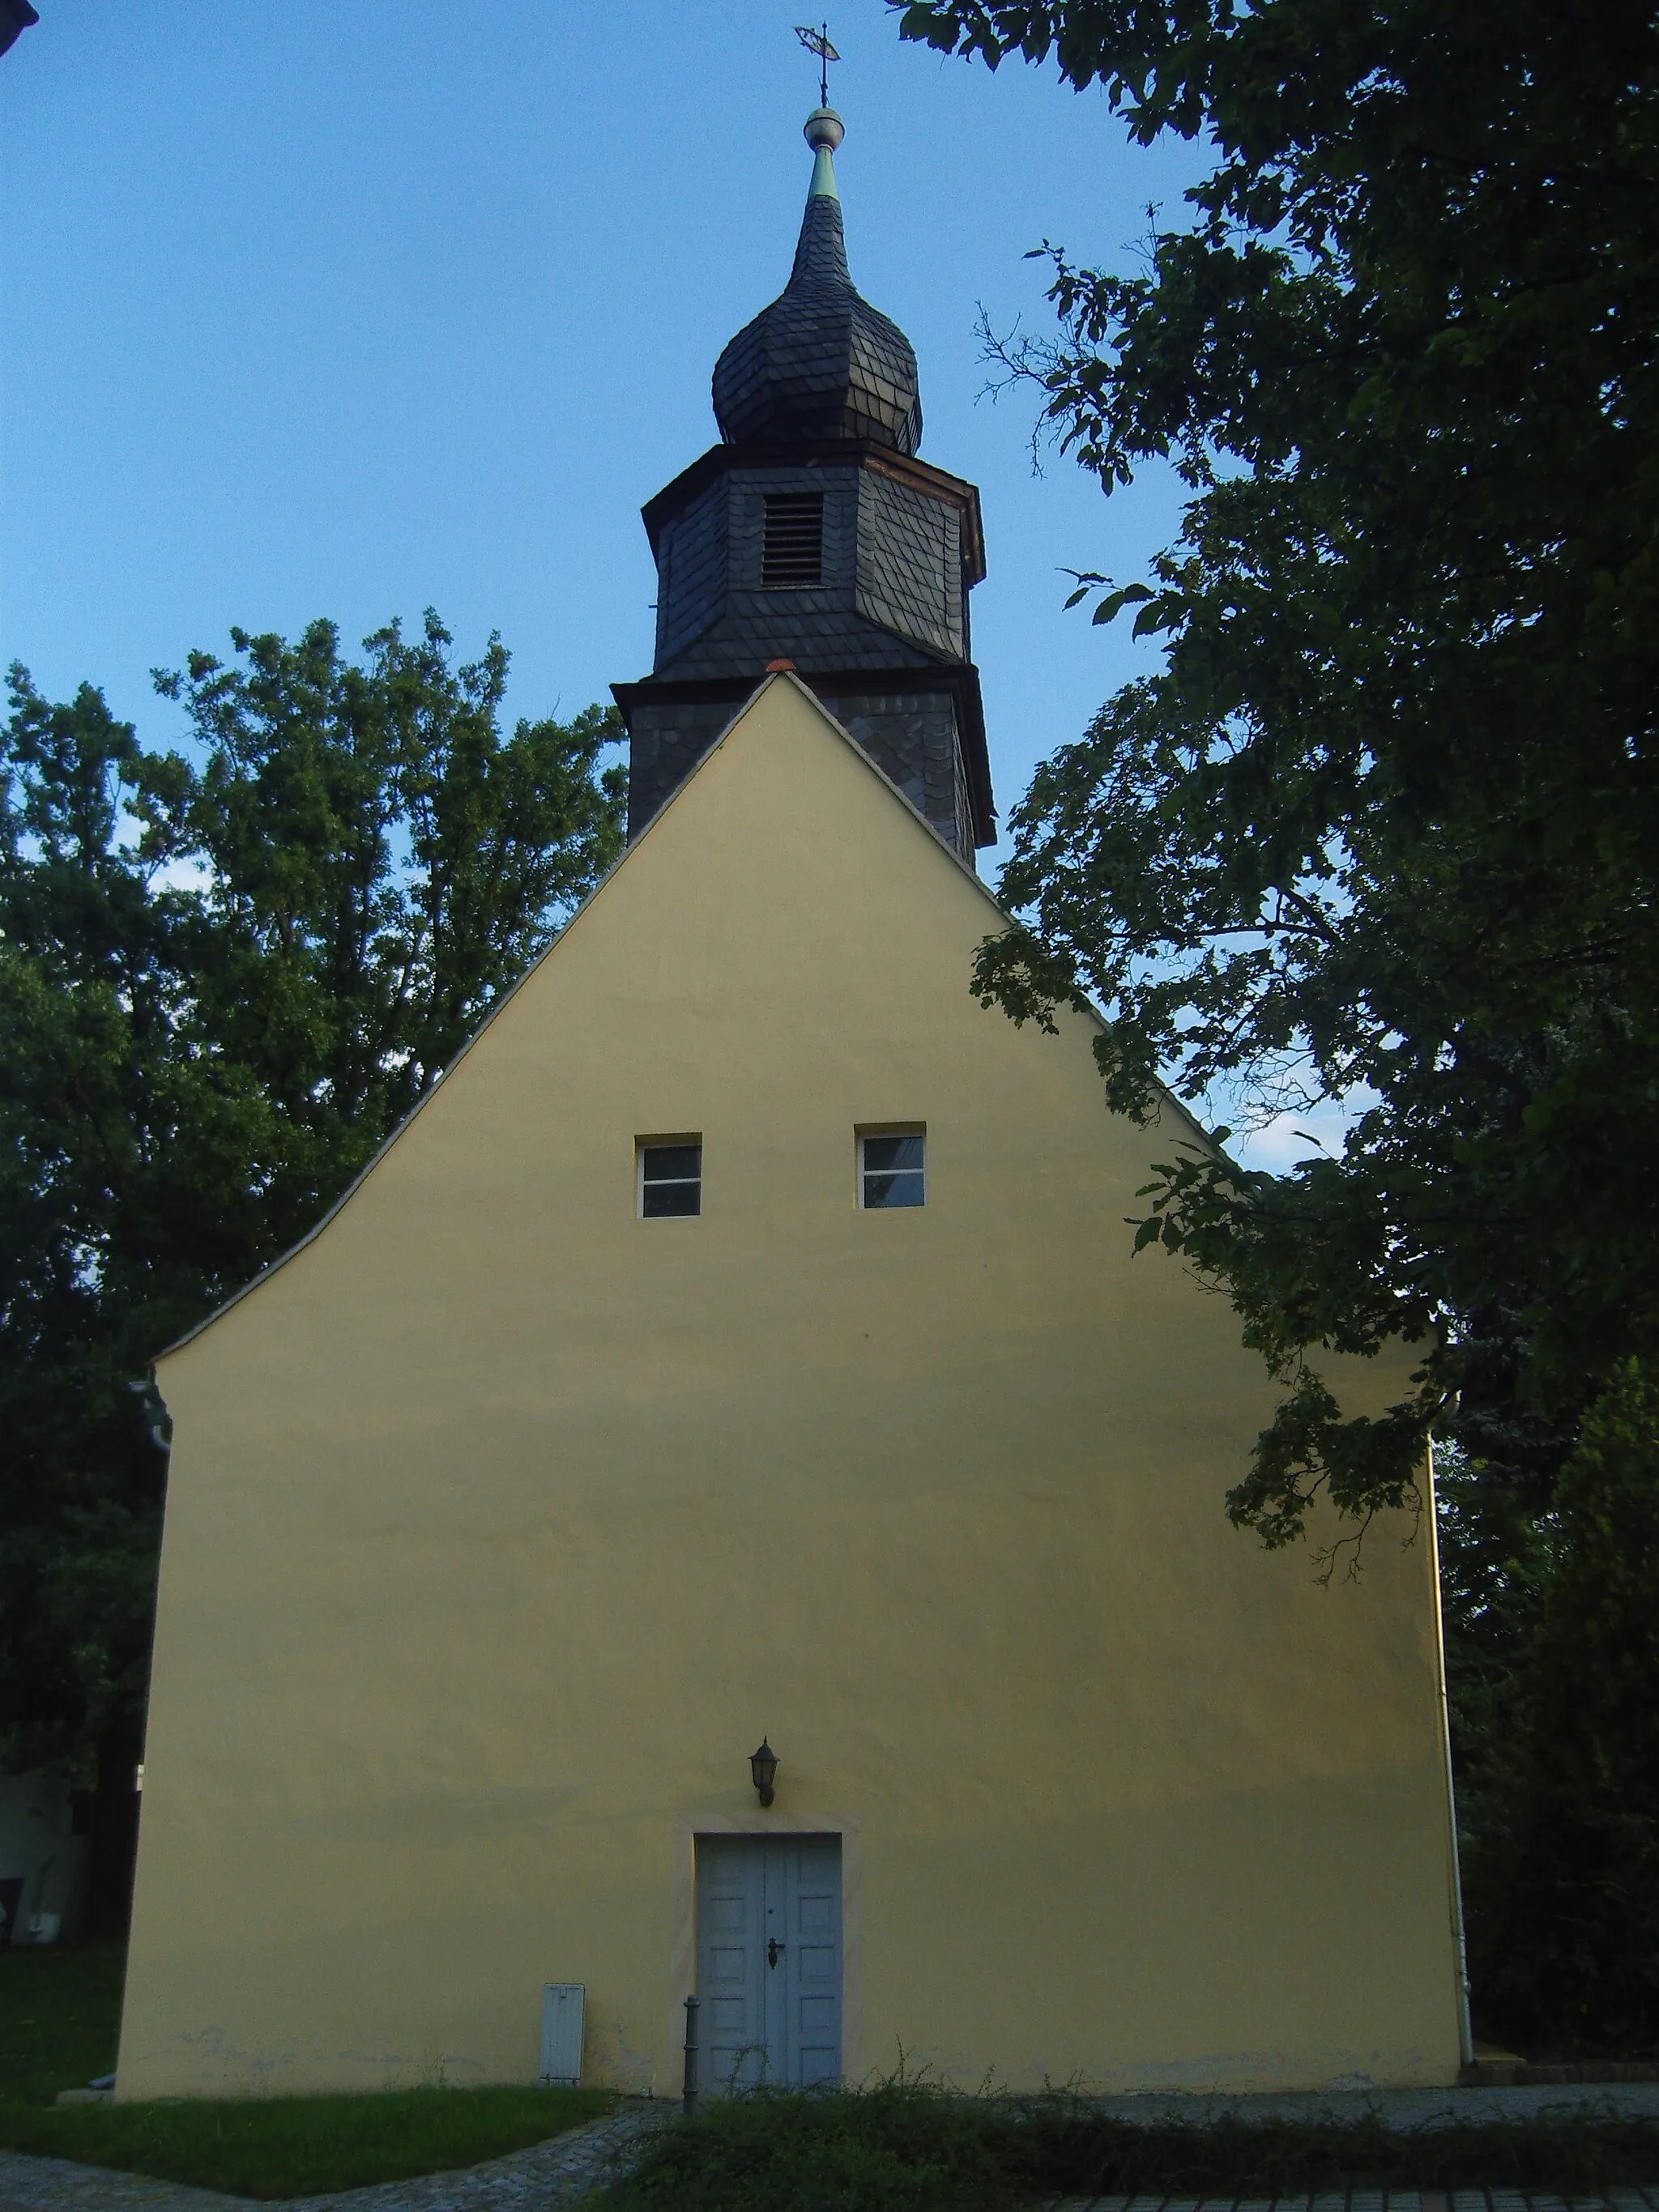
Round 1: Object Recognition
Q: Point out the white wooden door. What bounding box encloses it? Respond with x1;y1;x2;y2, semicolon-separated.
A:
695;1834;842;2090
697;1835;769;2091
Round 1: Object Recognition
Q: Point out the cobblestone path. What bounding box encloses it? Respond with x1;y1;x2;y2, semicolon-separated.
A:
1050;2193;1659;2212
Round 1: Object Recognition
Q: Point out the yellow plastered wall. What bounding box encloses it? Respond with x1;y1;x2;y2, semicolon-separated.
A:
118;677;1463;2099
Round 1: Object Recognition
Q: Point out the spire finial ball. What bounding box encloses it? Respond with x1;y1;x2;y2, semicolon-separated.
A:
804;106;844;152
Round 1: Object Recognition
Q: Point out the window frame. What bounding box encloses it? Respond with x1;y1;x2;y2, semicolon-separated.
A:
856;1124;927;1212
637;1135;703;1220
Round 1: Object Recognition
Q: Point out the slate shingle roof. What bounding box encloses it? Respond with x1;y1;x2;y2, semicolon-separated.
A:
616;112;995;857
712;149;922;454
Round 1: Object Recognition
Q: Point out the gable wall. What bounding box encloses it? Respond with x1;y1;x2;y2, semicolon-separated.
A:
118;680;1462;2100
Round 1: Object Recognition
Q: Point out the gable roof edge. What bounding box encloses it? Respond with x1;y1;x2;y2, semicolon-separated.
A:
154;673;811;1366
766;676;1216;1153
153;673;1213;1367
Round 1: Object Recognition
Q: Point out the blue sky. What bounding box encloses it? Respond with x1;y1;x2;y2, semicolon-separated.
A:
2;2;1349;1166
5;2;1354;1165
1;0;1203;859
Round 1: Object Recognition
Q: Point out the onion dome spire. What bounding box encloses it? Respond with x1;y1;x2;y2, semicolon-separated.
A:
712;108;923;454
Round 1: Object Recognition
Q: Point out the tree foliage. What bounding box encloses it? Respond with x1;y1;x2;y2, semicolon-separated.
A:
894;0;1659;2039
896;0;1659;1540
1443;1366;1659;2050
0;615;624;1779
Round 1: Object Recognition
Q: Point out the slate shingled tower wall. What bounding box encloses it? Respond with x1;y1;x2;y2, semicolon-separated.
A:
615;106;995;862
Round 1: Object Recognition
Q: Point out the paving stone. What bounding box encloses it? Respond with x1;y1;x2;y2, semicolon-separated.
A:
1085;2088;1659;2130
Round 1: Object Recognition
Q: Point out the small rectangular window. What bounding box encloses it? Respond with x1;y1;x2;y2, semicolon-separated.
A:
761;492;824;587
859;1128;925;1209
638;1138;702;1218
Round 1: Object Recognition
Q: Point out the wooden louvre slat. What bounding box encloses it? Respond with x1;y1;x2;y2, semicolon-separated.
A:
762;492;824;586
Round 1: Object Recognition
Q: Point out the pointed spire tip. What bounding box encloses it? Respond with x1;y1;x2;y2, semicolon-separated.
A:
804;105;843;199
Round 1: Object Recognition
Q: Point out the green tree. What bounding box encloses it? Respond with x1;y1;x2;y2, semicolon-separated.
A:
895;0;1659;1545
1448;1365;1659;2050
0;615;624;1820
894;0;1659;2043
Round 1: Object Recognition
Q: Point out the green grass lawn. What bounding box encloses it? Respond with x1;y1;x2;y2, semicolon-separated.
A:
598;2081;1659;2212
0;2082;616;2197
0;1943;613;2197
9;1950;1657;2207
0;1940;126;2105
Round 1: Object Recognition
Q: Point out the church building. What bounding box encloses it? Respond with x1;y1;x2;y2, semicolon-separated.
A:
115;108;1468;2101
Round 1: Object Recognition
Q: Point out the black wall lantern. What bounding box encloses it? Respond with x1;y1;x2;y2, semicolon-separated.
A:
749;1737;778;1807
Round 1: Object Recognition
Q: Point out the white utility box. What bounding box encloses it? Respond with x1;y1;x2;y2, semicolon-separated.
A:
539;1982;586;2086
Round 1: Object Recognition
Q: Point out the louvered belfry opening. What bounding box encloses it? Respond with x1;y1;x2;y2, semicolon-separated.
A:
761;492;824;586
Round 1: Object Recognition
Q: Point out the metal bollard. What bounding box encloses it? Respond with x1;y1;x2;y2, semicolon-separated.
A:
681;1993;700;2116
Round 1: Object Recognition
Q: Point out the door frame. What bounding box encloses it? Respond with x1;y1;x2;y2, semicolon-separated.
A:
672;1812;863;2086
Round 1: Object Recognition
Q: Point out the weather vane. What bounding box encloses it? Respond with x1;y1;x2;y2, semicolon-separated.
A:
795;22;841;109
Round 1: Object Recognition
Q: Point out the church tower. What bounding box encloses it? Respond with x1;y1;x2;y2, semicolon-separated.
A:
614;107;996;862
